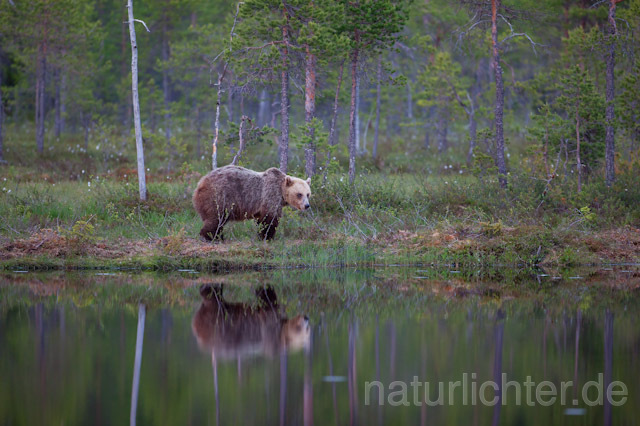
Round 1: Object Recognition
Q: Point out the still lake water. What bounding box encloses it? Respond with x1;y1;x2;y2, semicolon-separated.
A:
1;266;639;425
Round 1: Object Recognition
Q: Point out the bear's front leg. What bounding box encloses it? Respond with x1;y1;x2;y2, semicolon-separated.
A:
257;216;279;241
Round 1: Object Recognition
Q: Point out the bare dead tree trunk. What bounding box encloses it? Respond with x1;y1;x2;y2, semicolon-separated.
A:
491;0;507;187
231;116;249;166
373;56;382;160
605;0;617;187
127;0;148;201
212;77;222;170
279;16;290;173
211;4;241;171
349;43;360;184
304;45;317;178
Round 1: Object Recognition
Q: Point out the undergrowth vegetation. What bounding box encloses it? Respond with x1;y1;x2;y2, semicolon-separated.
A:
0;133;639;270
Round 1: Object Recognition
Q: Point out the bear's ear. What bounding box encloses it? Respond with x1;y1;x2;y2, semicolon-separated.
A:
306;178;311;185
285;176;293;187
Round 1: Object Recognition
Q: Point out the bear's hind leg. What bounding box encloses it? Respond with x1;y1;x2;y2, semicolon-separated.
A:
257;216;279;241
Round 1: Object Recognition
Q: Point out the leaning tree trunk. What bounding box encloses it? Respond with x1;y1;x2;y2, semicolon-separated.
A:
279;20;290;173
127;0;147;201
373;57;382;160
348;44;360;185
491;0;507;187
604;0;617;186
304;45;317;178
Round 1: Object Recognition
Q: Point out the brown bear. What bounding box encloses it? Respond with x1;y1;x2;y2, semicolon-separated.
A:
191;284;310;360
192;165;311;241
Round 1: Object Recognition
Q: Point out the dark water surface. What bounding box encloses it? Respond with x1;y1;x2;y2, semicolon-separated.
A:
1;266;639;425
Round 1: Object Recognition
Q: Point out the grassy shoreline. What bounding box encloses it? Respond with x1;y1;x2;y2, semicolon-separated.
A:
1;226;638;272
1;156;639;272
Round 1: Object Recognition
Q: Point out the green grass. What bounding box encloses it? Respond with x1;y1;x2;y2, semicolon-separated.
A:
1;130;639;271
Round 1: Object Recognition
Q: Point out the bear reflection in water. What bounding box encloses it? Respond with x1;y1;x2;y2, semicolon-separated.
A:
192;284;311;360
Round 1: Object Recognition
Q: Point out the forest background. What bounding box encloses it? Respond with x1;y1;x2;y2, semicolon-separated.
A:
0;0;638;269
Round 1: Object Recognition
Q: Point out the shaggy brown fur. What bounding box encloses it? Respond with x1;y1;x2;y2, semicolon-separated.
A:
192;165;311;241
191;284;310;360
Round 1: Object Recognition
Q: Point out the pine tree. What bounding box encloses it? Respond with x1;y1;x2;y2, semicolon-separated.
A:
341;0;409;184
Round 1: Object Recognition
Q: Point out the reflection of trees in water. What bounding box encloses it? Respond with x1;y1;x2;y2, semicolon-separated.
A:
130;304;146;426
3;293;638;425
492;310;505;426
348;318;358;426
604;310;613;426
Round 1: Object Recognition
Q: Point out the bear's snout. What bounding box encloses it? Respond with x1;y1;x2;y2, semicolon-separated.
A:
304;203;310;210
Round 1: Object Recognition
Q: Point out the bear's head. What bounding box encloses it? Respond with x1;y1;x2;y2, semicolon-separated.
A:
282;176;312;211
281;314;311;351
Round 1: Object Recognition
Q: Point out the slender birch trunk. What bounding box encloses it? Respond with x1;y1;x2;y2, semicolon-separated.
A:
373;57;382;160
304;45;317;178
491;0;507;187
127;0;147;201
605;0;616;186
232;115;249;166
212;73;222;170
